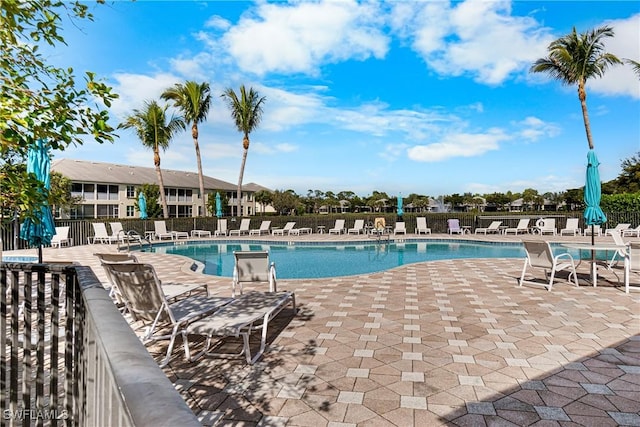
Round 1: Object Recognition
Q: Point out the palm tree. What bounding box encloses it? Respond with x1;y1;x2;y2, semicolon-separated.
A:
625;59;640;79
531;26;621;150
161;81;211;217
119;100;184;218
221;85;266;217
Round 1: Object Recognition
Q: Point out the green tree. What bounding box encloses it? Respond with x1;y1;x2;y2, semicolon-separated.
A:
49;171;82;216
161;81;211;217
137;183;162;218
1;0;118;218
119;100;185;218
254;190;273;214
271;189;298;215
531;26;621;150
221;85;266;217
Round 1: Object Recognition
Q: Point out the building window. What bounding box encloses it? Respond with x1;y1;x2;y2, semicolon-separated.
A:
126;185;135;198
70;204;95;219
126;205;135;217
96;204;118;218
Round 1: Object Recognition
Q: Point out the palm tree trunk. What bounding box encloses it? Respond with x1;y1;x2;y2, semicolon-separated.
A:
192;124;206;217
578;79;594;150
154;149;169;218
237;147;248;217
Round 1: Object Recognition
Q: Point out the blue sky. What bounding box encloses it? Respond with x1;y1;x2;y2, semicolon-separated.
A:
56;0;639;198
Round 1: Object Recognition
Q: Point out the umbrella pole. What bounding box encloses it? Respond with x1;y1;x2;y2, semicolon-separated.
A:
591;225;596;285
38;244;43;264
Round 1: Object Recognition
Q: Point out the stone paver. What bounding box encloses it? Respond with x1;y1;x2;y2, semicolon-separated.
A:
9;232;640;426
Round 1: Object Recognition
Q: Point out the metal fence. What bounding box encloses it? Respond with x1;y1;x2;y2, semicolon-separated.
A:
2;212;640;252
1;262;200;427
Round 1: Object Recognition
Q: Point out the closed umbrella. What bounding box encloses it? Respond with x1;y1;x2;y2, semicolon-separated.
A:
138;192;148;219
215;192;223;218
397;194;403;217
583;149;607;281
19;139;55;263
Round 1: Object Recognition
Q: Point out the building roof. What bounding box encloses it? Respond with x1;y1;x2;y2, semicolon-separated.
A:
52;158;242;191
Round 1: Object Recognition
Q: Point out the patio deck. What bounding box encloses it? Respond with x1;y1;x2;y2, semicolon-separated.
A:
6;232;639;426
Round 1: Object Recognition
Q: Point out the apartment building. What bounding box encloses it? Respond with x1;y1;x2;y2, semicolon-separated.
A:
51;159;271;219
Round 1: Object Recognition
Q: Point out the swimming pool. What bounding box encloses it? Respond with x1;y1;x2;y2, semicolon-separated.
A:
144;240;529;279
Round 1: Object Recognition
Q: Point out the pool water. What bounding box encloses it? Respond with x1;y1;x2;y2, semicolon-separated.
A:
143;240;616;279
145;240;528;279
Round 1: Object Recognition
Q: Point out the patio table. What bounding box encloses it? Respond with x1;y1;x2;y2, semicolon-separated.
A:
561;242;630;292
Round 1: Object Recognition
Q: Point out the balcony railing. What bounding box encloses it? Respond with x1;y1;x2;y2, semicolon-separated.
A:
1;262;200;427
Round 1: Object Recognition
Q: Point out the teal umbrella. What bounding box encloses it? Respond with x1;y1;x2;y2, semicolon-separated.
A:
215;192;222;218
584;150;607;240
397;194;403;217
138;192;148;219
583;149;607;277
20;138;55;263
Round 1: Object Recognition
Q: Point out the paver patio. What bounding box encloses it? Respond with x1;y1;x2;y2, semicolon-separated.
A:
6;233;639;426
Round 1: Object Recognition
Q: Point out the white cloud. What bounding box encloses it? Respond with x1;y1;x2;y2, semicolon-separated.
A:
222;0;389;75
390;0;554;85
407;129;509;162
513;116;561;141
110;73;181;118
591;14;640;99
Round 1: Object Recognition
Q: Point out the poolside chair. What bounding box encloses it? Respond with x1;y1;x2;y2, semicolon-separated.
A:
628;242;640;293
231;250;277;298
475;221;502;235
50;226;72;248
328;219;346;234
90;222;117;244
415;217;431;235
447;219;463;235
153;220;174;240
519;240;578;291
102;262;232;368
95;252;139;308
249;220;271;236
608;231;630;268
536;218;557;235
622;225;640;238
214;219;228;236
273;222;296;236
503;218;530;235
348;219;365;235
185;290;296;365
584;224;602;236
560;218;581;236
372;217;386;234
393;221;407;235
229;218;251;236
605;223;631;236
290;224;312;235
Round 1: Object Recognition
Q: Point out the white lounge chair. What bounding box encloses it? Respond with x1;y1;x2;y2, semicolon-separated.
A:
393;222;406;235
503;218;530;235
90;222;118;244
229;218;251;236
622;225;640;238
605;223;631;236
627;242;640;294
447;219;463;234
415;217;431;235
584;224;602;236
328;219;346;234
102;262;232;367
348;219;365;235
608;231;630;268
231;250;277;297
560;218;581;236
519;240;578;291
214;219;228;236
273;222;296;236
249;220;271;236
153;220;175;240
475;221;502;235
51;226;72;248
185;290;296;365
536;218;557;235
